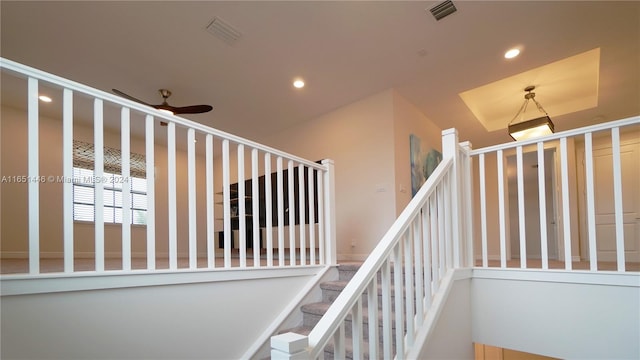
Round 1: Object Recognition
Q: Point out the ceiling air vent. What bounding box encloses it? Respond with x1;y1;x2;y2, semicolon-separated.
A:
429;0;457;21
206;17;242;45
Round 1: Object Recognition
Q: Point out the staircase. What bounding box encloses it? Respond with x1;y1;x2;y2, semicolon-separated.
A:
279;262;402;359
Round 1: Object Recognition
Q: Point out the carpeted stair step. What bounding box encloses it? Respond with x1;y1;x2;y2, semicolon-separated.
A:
301;302;400;330
337;262;362;281
320;280;350;303
274;262;409;359
338;262;425;287
321;280;406;310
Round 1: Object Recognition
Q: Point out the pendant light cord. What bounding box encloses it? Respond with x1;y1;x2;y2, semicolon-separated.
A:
508;87;549;126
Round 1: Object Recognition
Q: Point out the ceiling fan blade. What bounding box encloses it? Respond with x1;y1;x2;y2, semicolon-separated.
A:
172;105;214;114
112;89;153;106
113;88;212;115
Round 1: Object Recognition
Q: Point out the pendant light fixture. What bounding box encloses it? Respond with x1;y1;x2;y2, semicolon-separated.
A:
508;86;555;141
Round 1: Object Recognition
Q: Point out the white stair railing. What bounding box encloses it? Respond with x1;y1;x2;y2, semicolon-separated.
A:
271;117;640;358
271;129;471;359
470;116;639;272
0;57;336;275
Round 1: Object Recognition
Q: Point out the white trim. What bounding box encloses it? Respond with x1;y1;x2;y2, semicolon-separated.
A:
474;255;503;261
0;266;326;296
339;253;370;262
1;252;31;259
472;268;640;287
453;267;473;280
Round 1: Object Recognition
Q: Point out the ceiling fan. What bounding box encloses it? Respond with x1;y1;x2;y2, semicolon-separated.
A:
112;88;213;115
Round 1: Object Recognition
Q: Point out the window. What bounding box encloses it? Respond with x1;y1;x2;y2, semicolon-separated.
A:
73;167;148;225
72;140;148;225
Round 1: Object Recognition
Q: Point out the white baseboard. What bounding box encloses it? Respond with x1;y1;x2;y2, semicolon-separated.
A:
474;255;503;261
338;253;369;262
1;251;28;259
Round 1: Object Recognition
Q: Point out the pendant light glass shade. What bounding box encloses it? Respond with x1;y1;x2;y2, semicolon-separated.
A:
508;86;555;141
508;116;555;141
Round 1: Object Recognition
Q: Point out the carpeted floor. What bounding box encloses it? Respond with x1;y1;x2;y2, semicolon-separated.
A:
0;249;316;274
0;257;260;274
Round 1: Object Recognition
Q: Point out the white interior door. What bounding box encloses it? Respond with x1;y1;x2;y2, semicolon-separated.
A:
591;141;640;262
507;149;558;260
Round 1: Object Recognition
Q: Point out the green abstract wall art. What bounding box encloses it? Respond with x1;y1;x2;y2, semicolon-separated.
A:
410;134;442;197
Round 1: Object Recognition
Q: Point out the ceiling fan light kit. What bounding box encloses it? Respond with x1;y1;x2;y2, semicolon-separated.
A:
508;85;555;141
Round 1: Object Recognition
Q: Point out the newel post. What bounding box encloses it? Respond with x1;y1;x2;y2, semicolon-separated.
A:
441;129;462;268
459;141;474;267
322;159;337;266
271;332;310;359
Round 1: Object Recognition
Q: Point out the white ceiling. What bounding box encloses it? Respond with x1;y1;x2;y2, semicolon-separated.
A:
460;48;601;132
1;1;639;148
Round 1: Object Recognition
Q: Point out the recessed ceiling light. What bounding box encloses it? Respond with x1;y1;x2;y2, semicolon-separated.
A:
293;79;305;89
504;48;521;59
38;95;52;102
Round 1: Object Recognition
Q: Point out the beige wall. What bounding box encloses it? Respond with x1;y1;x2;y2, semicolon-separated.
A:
392;90;443;216
261;90;397;260
261;89;444;260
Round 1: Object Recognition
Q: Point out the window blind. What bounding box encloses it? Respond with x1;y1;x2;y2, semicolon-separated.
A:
73;140;146;178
